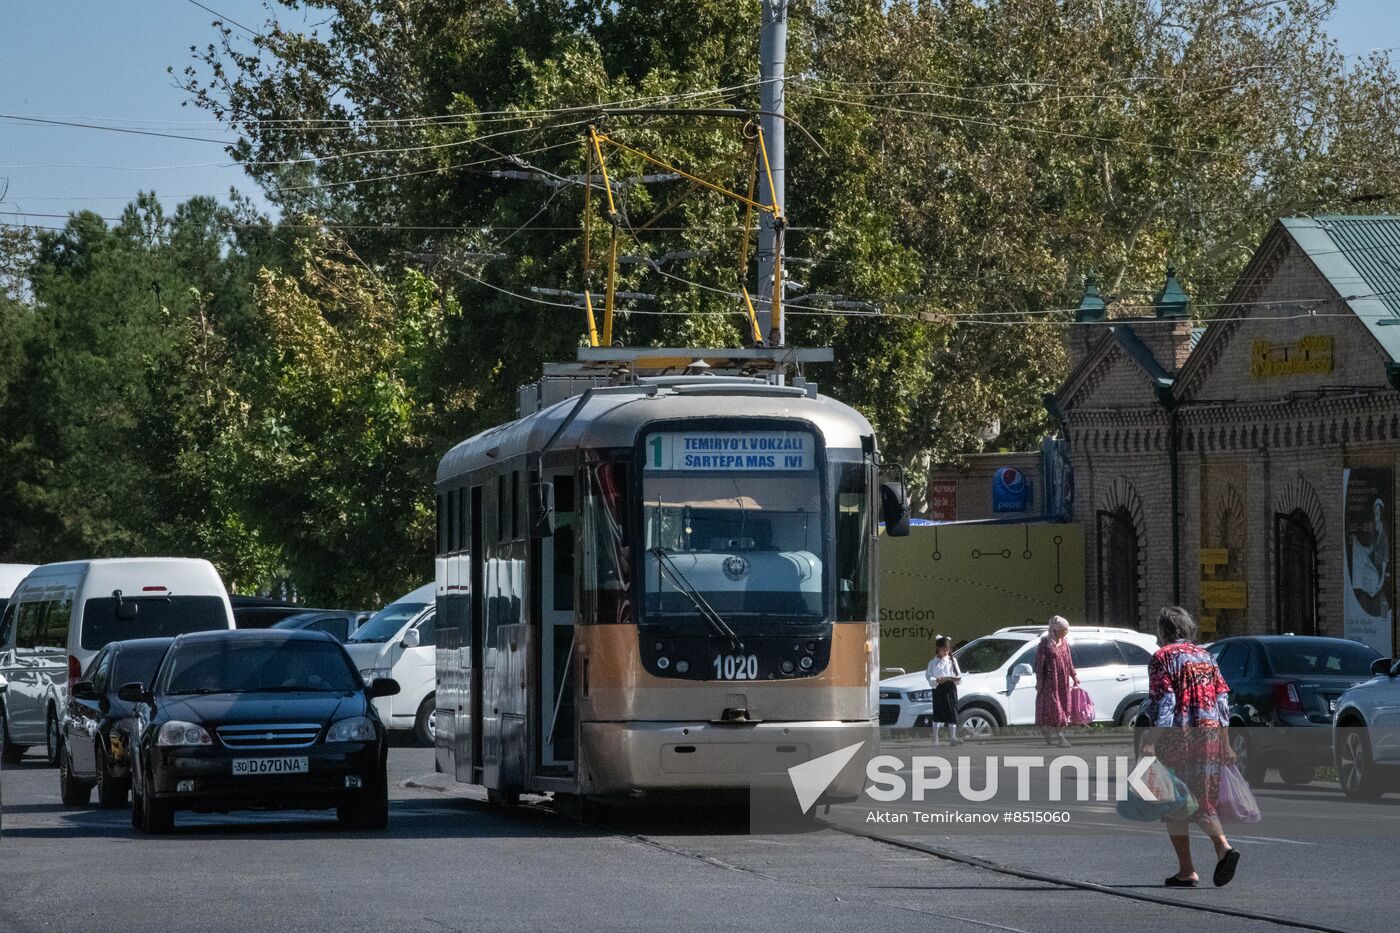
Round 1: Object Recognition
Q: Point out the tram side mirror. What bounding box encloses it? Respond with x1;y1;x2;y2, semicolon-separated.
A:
879;471;911;538
529;480;556;539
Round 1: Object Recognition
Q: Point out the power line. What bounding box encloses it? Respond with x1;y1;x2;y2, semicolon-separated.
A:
184;0;260;38
0;113;233;145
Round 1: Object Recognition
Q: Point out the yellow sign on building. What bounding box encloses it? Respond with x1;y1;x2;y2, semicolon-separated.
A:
1250;335;1333;378
1200;548;1230;569
1201;580;1248;610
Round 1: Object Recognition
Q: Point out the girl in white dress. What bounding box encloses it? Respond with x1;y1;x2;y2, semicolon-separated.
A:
925;635;963;746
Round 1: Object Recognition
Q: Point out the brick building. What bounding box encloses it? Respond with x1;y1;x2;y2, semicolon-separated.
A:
1049;216;1400;655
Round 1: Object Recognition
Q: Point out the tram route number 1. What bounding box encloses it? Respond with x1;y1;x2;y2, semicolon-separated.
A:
713;653;759;680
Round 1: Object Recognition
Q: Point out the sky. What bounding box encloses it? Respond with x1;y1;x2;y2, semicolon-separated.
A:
1;0;1398;229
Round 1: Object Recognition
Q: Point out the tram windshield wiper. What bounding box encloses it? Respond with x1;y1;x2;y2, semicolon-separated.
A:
649;547;744;650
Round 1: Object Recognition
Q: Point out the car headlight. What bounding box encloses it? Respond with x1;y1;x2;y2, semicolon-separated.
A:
325;716;376;743
157;721;213;747
907;690;934;703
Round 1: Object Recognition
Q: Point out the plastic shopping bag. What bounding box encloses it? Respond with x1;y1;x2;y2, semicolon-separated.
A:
1069;686;1095;725
1218;763;1261;823
1116;759;1196;822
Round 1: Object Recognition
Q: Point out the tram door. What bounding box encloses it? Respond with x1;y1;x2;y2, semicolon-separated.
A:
465;484;485;784
539;472;576;772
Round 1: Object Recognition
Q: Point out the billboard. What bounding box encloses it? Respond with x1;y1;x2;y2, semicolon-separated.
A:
879;523;1085;673
1343;468;1394;656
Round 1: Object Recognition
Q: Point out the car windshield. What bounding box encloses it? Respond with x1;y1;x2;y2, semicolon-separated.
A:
1264;640;1380;676
955;637;1029;674
80;596;229;650
347;602;427;643
162;639;359;694
111;644;170;689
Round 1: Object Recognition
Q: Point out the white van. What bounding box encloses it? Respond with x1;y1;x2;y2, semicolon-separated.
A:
0;564;38;620
0;558;234;764
344;583;437;745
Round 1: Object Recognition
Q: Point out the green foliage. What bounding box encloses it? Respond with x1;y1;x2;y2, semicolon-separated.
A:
6;1;1400;602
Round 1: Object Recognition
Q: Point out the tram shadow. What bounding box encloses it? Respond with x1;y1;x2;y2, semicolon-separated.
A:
564;793;755;836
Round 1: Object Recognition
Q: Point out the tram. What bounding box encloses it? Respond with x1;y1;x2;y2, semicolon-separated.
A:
432;362;907;803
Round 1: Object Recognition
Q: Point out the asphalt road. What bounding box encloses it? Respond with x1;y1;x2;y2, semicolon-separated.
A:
0;743;1388;933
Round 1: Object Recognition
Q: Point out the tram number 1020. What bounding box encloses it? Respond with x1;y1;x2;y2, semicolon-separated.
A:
713;653;759;680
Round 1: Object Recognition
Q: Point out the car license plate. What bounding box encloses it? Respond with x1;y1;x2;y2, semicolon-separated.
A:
232;757;309;776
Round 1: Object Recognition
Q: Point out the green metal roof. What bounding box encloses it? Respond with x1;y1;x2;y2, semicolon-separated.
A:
1282;215;1400;361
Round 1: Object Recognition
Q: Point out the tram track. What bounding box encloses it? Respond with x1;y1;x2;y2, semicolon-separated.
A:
409;775;1357;932
814;819;1355;933
525;794;1354;933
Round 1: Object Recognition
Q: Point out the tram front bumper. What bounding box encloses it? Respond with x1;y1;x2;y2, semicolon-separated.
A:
580;720;876;799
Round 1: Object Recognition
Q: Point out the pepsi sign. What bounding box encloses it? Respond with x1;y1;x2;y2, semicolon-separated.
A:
992;466;1029;512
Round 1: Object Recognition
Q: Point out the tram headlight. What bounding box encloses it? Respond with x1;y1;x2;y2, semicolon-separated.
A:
780;659;795;675
799;656;813;671
656;656;670;670
907;689;933;702
675;660;689;674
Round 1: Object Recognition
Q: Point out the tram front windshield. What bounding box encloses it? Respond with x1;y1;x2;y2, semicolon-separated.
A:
642;472;825;624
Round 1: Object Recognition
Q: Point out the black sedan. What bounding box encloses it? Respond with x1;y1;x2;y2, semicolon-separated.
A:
124;628;399;834
60;637;174;808
1207;635;1381;785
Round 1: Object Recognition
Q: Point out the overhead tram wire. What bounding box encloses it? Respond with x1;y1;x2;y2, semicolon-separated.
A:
184;0;261;38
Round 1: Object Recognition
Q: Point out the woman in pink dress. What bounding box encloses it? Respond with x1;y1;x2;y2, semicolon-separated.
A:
1140;606;1241;888
1034;615;1079;746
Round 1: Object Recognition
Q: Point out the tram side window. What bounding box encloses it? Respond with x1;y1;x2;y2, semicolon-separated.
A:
448;488;461;552
512;470;522;542
458;486;469;550
553;475;576;611
437;493;448;554
497;473;508;542
581;461;630;625
835;462;872;621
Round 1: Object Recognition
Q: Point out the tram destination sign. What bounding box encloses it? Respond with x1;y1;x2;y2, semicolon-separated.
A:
646;431;813;472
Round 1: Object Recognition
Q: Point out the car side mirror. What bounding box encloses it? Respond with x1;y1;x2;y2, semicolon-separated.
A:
528;480;555;539
116;682;149;703
401;628;421;649
368;677;401;699
1373;657;1395;676
1010;663;1034;680
70;681;98;701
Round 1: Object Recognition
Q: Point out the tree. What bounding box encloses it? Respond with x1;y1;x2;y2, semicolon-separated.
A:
212;229;462;604
179;0;1400;486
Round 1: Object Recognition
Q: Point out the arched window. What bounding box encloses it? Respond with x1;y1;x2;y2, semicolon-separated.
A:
1099;506;1141;627
1275;509;1318;636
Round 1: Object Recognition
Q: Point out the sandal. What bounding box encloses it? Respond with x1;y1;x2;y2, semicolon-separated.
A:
1213;848;1241;887
1165;875;1199;888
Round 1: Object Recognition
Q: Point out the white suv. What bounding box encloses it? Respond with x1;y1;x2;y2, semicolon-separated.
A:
878;626;1161;738
1333;656;1400;799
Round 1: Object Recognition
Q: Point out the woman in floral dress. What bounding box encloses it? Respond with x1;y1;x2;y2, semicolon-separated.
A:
1140;606;1241;888
1033;615;1078;746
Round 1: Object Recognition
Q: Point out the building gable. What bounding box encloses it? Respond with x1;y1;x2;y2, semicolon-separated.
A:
1176;220;1394;405
1059;327;1170;415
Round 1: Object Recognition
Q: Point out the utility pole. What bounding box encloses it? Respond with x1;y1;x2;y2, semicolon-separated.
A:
756;0;787;347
